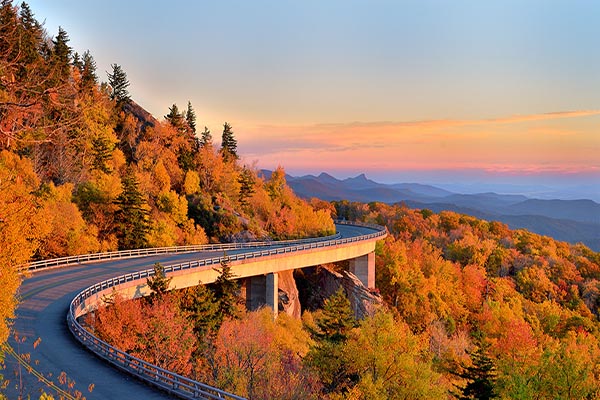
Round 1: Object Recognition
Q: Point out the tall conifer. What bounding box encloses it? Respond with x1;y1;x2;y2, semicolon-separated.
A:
185;101;197;134
114;168;150;249
107;63;130;105
147;262;172;301
52;26;71;80
18;2;43;66
220;122;238;161
200;126;212;148
165;103;186;132
238;166;255;208
212;255;240;322
80;50;97;91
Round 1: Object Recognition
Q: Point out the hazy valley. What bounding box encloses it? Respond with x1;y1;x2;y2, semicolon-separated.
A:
275;171;600;251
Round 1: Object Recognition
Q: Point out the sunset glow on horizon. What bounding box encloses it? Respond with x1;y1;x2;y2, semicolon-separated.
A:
238;110;600;182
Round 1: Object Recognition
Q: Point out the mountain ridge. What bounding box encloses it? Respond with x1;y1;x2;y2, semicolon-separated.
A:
269;170;600;251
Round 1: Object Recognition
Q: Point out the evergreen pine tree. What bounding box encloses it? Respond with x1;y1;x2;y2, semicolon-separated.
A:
185;101;197;134
316;286;357;343
306;286;358;394
114;168;150;249
72;51;82;69
18;2;43;66
0;1;19;58
212;255;240;322
91;134;114;173
165;103;186;132
0;0;17;39
238;166;256;208
180;282;221;339
107;63;130;105
199;126;212;148
220;122;238;161
146;262;172;301
454;345;497;400
80;50;98;92
52;26;71;80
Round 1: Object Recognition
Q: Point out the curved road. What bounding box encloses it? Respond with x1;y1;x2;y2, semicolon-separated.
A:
3;224;378;399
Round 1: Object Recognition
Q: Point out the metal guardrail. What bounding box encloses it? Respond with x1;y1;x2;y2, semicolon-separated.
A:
66;221;386;400
66;315;246;400
23;232;342;273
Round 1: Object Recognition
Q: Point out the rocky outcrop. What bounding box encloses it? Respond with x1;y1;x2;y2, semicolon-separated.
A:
277;270;301;319
294;265;383;319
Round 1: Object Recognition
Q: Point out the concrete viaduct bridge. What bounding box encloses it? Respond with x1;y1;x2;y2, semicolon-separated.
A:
5;221;386;400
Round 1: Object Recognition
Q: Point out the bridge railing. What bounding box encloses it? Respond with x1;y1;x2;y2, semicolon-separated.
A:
67;221;386;399
67;311;246;400
23;231;342;273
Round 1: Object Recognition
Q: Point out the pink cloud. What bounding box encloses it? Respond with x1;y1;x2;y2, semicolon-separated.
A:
238;109;600;176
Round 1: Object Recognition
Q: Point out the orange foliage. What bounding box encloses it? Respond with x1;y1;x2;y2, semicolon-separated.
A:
89;293;195;376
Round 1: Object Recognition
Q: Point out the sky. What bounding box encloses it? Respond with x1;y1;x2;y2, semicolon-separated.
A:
25;1;600;197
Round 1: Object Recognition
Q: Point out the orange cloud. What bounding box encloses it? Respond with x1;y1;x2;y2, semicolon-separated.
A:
238;110;600;176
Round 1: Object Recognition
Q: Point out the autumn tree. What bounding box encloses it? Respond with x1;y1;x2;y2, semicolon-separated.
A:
207;309;321;400
36;183;101;258
266;166;286;201
0;151;41;344
141;295;196;375
344;309;447;399
90;293;195;376
90;292;146;353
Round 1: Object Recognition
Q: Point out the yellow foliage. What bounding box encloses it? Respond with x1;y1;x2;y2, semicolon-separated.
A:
0;151;41;343
156;190;188;225
246;167;334;240
178;219;208;245
37;183;101;258
110;148;127;172
153;160;171;192
345;309;448;398
147;216;179;247
92;170;122;200
183;170;200;195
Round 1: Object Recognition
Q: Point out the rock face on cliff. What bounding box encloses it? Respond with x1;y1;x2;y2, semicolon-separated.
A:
293;265;383;319
278;269;301;319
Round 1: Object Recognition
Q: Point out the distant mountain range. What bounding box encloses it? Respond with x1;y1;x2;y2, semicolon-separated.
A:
261;171;600;251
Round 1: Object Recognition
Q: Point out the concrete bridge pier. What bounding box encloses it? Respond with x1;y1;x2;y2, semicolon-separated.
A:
349;252;375;289
245;272;279;316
